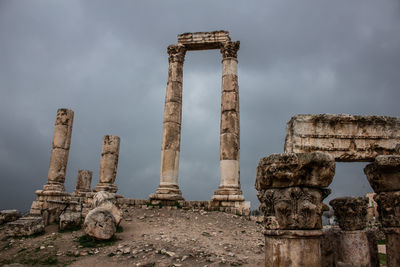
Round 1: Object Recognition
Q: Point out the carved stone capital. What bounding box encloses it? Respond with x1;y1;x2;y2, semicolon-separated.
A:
220;41;240;59
329;197;368;231
258;187;330;230
167;44;186;63
374;191;400;228
364;155;400;193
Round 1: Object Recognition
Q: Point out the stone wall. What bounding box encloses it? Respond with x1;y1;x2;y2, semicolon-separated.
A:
284;114;400;162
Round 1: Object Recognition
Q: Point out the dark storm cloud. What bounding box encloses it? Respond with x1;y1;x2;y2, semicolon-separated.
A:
1;0;399;211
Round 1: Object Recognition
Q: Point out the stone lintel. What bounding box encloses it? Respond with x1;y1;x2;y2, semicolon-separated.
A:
177;31;231;50
284;114;400;162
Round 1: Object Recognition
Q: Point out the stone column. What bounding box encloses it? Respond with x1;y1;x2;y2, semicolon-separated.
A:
74;170;93;194
255;152;335;267
42;108;74;192
212;41;245;203
150;44;186;201
93;135;120;193
365;155;400;267
330;197;379;267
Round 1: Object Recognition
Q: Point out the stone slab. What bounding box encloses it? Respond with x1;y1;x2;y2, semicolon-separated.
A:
177;31;230;50
6;216;45;237
284;114;400;162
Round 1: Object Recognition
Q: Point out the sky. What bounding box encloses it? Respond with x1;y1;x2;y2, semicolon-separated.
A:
1;0;399;213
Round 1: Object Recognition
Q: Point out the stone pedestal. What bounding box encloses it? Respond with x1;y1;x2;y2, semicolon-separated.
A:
93;135;120;193
255;152;335;267
365;155;400;267
30;108;74;224
74;170;92;195
150;44;186;201
330;196;378;267
265;230;322;266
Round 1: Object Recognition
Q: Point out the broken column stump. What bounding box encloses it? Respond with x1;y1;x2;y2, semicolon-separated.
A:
83;191;122;240
365;155;400;267
330;196;379;267
255;152;335;267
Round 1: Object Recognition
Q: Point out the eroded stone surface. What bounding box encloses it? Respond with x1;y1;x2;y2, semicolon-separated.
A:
364;155;400;192
59;211;81;230
0;210;21;225
178;31;230;50
255;152;335;190
6;216;44;237
330;197;368;231
374;191;400;228
284;114;400;162
258;187;330;230
74;170;92;193
83;208;116;240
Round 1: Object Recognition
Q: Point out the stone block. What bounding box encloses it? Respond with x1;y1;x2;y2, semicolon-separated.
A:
161;122;181;150
284;114;400;162
75;170;92;193
221;91;239;112
6;217;45;237
59;211;82;230
255;152;335;190
165;81;182;103
222;59;238;76
364;155;400;192
47;148;69;184
101;135;120;155
177;31;230;50
221;74;238;92
99;153;119;183
220;133;239;160
0;210;21;225
168;62;183;83
220;111;239;135
163;101;182;125
84;208;116;240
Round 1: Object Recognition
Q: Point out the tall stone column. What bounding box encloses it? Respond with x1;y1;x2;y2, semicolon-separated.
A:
255;152;335;267
365;155;400;267
43;108;74;192
330;197;379;267
212;41;244;203
93;135;120;193
30;108;74;223
74;170;93;195
150;44;186;201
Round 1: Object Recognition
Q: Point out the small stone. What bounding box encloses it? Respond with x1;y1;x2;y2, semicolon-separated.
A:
40;246;45;250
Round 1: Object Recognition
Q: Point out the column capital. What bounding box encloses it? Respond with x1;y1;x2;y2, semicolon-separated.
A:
167;44;186;63
220;41;240;59
329;196;368;231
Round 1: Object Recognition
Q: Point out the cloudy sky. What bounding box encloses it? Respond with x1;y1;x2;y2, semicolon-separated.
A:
1;1;399;212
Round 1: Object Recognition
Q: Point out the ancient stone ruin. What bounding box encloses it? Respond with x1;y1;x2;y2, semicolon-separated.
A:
149;31;249;214
255;113;400;266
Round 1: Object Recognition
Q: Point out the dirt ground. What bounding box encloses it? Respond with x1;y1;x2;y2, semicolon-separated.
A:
0;207;265;266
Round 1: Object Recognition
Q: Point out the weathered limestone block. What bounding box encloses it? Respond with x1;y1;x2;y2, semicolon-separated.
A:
284;114;400;162
74;170;92;194
256;152;335;190
101;135;120;155
163;102;182;125
330;197;368;231
177;31;231;50
221;111;239;135
59;211;81;230
84;208;116;240
6;217;45;237
259;187;329;230
0;210;21;225
221;74;238;92
165;81;182;103
220;133;239;160
265;229;323;267
374;191;400;228
221;91;239;112
364;155;400;193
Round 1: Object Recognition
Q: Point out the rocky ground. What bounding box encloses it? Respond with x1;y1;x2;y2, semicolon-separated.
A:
0;207;265;266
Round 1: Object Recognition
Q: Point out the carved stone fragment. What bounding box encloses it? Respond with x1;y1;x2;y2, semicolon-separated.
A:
374;191;400;228
330;197;368;231
284;114;400;162
255;152;335;190
364;155;400;193
6;216;45;237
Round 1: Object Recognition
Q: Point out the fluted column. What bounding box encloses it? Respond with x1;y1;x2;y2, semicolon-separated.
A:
150;44;186;201
93;135;120;193
42;108;74;192
212;41;244;202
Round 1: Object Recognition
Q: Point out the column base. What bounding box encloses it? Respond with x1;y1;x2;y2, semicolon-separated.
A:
212;185;245;202
93;183;118;193
41;181;66;192
149;184;184;201
264;229;322;267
